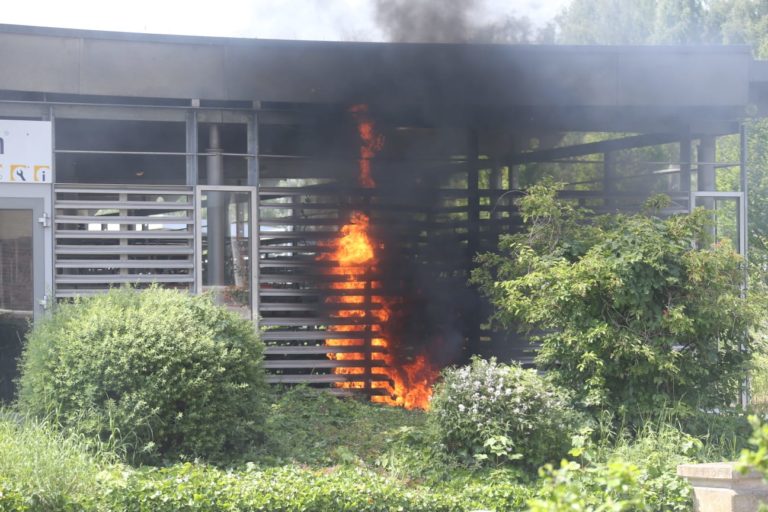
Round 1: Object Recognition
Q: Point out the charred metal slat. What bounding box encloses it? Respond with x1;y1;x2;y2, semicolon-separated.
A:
258;274;385;283
259;288;400;296
259;260;323;268
260;317;383;327
265;345;385;355
259;231;337;238
262;360;387;369
260;303;384;312
509;133;680;165
327;388;392;397
265;374;392;384
262;330;375;341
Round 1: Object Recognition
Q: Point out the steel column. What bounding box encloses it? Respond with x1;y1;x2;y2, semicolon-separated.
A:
207;124;226;287
186;110;198;186
680;138;692;205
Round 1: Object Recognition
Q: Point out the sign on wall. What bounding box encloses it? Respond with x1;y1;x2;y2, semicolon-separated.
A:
0;120;52;184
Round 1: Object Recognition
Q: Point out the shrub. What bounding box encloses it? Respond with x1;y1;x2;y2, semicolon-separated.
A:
429;357;586;468
99;462;534;512
676;408;752;459
739;415;768;477
17;287;267;464
530;437;693;511
557;418;696;511
472;184;762;415
528;460;649;512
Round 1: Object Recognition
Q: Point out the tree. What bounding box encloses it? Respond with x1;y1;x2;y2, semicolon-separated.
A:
557;0;719;45
471;184;762;414
557;0;656;45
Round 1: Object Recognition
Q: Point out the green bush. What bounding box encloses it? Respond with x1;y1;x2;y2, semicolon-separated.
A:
528;460;649;512
472;184;761;414
556;419;696;512
739;415;768;477
430;357;586;468
676;408;752;459
17;287;267;464
101;462;533;512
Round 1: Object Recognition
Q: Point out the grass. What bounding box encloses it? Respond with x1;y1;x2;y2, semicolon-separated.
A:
0;399;533;511
0;387;757;511
259;386;428;466
0;409;112;509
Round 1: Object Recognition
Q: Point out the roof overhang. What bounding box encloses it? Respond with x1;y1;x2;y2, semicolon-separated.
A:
0;24;763;134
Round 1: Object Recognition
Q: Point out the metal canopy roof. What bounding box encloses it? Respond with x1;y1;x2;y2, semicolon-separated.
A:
0;24;767;133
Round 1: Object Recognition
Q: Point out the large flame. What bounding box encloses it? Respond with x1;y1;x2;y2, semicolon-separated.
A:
318;105;439;410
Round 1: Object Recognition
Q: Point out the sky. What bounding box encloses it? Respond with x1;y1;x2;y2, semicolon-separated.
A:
0;0;570;41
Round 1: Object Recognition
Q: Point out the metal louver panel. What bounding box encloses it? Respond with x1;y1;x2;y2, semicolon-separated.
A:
54;185;195;297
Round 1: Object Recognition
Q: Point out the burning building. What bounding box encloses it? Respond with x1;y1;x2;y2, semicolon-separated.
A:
0;24;764;405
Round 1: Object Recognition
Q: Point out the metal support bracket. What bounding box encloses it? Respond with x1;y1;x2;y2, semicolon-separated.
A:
37;212;50;228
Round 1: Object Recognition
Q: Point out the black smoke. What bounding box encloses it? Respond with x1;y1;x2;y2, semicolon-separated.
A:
373;0;552;44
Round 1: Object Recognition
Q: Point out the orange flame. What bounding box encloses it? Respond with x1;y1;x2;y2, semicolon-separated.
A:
317;105;439;410
349;104;383;189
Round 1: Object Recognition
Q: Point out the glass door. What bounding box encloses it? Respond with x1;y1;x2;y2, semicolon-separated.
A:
0;198;44;402
195;187;258;320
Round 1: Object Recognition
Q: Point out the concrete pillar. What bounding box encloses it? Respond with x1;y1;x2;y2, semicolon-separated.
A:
678;463;768;512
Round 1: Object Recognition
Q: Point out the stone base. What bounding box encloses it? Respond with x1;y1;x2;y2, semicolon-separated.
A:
678;462;768;512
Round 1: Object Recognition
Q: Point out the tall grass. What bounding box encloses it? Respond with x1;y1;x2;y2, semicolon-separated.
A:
579;407;749;466
0;410;110;509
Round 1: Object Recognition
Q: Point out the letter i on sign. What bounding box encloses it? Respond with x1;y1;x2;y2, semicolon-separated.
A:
34;165;49;182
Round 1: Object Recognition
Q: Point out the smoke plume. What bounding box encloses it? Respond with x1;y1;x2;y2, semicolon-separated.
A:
373;0;548;44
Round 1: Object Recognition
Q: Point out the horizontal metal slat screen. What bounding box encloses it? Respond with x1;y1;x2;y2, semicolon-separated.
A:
54;185;195;297
257;177;475;398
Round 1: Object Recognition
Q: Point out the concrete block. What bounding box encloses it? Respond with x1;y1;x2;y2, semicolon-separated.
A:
678;462;768;512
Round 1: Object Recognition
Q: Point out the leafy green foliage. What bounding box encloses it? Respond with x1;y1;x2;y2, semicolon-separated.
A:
430;357;586;469
0;482;26;512
675;407;752;458
739;415;768;476
0;412;533;512
473;184;760;415
0;391;738;512
103;463;525;512
528;460;649;512
261;386;426;466
17;287;267;464
529;420;697;511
